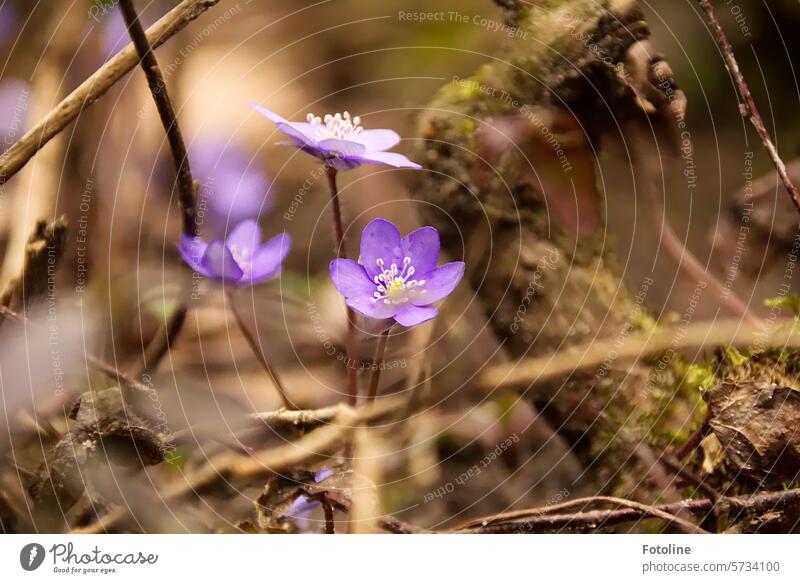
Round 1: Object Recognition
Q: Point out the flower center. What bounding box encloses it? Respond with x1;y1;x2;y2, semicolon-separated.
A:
306;111;364;143
371;256;426;305
228;244;252;278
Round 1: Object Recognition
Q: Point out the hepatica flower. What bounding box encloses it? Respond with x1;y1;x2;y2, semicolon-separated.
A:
191;136;274;230
286;468;334;532
330;219;465;327
177;220;290;286
251;105;421;171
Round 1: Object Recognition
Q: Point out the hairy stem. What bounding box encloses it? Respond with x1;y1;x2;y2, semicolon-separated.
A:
366;325;393;404
227;292;294;410
325;165;358;406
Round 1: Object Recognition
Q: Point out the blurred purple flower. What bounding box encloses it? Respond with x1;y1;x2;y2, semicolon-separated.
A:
0;3;17;47
191;137;274;232
285;468;332;532
0;79;30;154
177;219;290;286
250;105;421;171
314;467;334;483
287;495;320;532
330;219;464;327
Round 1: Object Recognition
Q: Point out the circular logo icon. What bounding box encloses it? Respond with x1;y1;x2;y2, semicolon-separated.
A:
19;543;46;571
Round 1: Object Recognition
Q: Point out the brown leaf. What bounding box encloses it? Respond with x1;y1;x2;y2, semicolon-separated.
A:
704;380;800;485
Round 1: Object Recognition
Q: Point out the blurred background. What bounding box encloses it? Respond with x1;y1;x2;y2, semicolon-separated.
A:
1;0;799;532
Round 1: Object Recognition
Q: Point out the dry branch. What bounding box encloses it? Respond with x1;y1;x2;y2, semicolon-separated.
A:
698;0;800;216
455;489;800;533
0;0;221;186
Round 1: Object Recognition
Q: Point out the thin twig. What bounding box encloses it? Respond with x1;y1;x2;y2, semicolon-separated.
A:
227;292;294;410
325;166;358;406
455;495;708;534
455;488;800;533
698;0;800;217
119;0;197;236
0;0;221;187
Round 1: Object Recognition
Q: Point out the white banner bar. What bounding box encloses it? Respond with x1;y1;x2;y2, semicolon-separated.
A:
1;534;797;582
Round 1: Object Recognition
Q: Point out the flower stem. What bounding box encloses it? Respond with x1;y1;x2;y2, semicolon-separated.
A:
227;291;294;410
325;165;358;406
366;325;393;404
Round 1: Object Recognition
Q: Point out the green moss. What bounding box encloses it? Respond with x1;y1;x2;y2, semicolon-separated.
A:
764;294;800;316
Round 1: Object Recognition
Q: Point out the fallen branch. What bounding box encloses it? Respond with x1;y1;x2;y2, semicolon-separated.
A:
0;0;221;186
479;319;800;391
454;489;800;533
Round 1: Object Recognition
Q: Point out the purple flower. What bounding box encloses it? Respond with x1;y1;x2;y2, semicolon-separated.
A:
191;136;274;232
177;219;290;286
329;219;465;327
250;105;421;171
314;467;334;483
287;495;320;532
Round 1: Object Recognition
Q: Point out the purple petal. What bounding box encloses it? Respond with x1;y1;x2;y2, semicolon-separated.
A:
287;495;321;532
248;232;291;284
412;262;465;306
394;304;439;327
200;241;244;283
317;138;367;157
402;226;440;276
177;234;209;271
250;104;319;149
360;129;400;151
226;219;262;251
329;259;374;298
314;467;334;483
360;219;403;278
346;296;398;320
350;151;422;169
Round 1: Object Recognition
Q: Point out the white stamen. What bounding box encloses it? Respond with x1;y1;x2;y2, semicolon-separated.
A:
370;256;426;305
306;110;366;143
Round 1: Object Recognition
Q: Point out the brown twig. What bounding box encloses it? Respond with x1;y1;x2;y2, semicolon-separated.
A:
454;495;708;534
119;0;197;236
675;411;712;461
326;166;358;406
455;488;800;533
698;0;800;217
0;0;221;188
